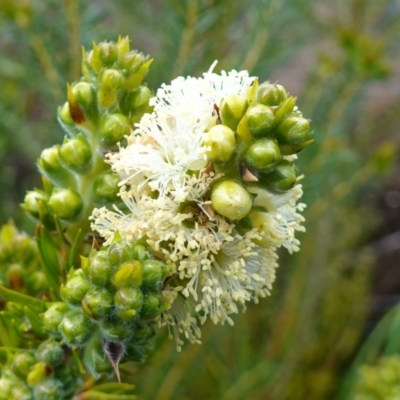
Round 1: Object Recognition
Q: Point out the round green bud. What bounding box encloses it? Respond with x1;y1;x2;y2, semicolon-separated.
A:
108;241;135;266
119;52;145;72
114;287;143;321
11;352;36;379
71;82;95;110
48;188;83;220
100;318;133;342
33;379;62;400
132;244;150;261
27;362;47;386
244;138;282;171
99;113;130;147
203;125;236;163
58;310;93;345
100;69;125;89
59;135;92;173
38;146;73;187
263;161;297;193
220;94;248;131
130;85;152;109
81;288;114;320
257;83;287;106
43;302;69;333
246;104;275;138
142;259;165;287
211;180;252;220
276;116;312;155
36;339;64;367
84;251;113;286
60;274;90;307
26;271;48;294
22;190;49;220
140;292;166;319
58;101;74;126
98;42;118;66
93;172;120;202
113;261;143;288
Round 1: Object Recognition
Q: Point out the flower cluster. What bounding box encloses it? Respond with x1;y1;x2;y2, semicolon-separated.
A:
91;64;310;348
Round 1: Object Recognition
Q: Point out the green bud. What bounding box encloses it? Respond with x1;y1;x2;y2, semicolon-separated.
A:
220;94;248;131
98;42;119;67
84;251;113;286
244;138;282;171
71;82;95;110
119;51;146;72
98;83;118;109
60;273;90;307
276;115;312;155
27;362;48;386
43;302;69;333
81;288;114;320
99;113;130;147
142;259;166;287
101;69;125;89
93;172;120;203
132;244;150;262
11;352;36;379
125;60;153;89
108;241;135;266
262;161;297;193
36;339;63;367
117;36;130;57
211;180;252;220
274;96;297;122
57;101;74;126
26;271;48;294
114;287;143;321
141;292;167;319
120;86;152;114
113;261;143;288
100;318;133;342
58;310;93;345
203;125;236;163
33;379;62;400
246;103;275;138
48;188;83;220
257;83;287;106
22;190;49;220
59;135;92;174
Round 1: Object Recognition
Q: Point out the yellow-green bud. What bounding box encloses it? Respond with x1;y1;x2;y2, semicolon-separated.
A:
263;161;297;193
27;362;48;386
244;138;282;171
203;125;236;163
60;273;90;307
274;96;297;122
93;172;119;203
257;83;287;106
119;51;146;72
38;146;73;187
81;288;114;320
48;188;83;220
59;135;92;173
43;303;69;333
141;292;167;319
108;241;134;266
114;287;144;321
121;86;152;114
99;113;130;147
57;101;74;126
22;190;49;220
246;211;274;247
84;251;113;286
246;104;275;138
276;115;312;155
211;180;252;220
142;259;166;287
132;244;150;262
36;339;63;367
117;36;130;57
113;261;143;288
58;310;93;345
220;94;249;131
11;352;36;379
100;318;133;342
101;69;125;89
71;82;95;110
98;42;118;67
33;379;62;400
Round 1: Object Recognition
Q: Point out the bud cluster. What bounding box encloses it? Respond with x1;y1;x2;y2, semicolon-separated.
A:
42;238;170;377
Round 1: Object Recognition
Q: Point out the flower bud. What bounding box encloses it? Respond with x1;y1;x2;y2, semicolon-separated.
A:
263;161;297;193
141;292;167;319
246;103;275;138
11;352;36;379
142;259;166;288
99;113;130;147
211;180;252;220
274;96;297;122
203;125;236;163
71;82;95;111
48;188;83;220
36;339;64;367
93;172;120;203
83;251;113;286
27;362;48;386
108;241;135;266
100;318;133;342
33;379;62;400
26;271;48;294
58;310;93;345
117;36;130;57
60;273;90;307
125;59;153;89
113;261;143;288
244;138;282;171
120;86;152;114
98;82;118;109
59;135;92;174
220;94;248;131
42;302;69;333
97;42;119;67
132;244;150;262
81;288;114;320
114;287;143;321
101;69;125;89
57;101;74;126
276;116;312;155
257;83;287;107
22;190;49;220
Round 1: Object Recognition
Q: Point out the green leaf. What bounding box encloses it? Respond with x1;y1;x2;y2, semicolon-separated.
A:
91;383;136;394
0;286;46;313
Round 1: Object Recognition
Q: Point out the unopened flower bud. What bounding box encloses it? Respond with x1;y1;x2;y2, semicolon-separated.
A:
257;83;287;106
132;244;150;262
48;189;83;220
263;161;297;193
142;259;166;287
57;101;74;126
101;69;125;89
117;36;130;57
99;113;130;147
38;146;73;187
81;288;114;320
93;172;120;203
125;59;153;89
211;180;252;220
220;94;249;131
22;190;49;220
83;251;113;286
246;104;275;138
98;83;118;109
33;379;62;400
114;287;143;321
36;339;63;367
12;352;36;379
141;292;167;319
27;362;48;386
108;241;135;266
113;261;143;288
119;52;146;72
71;82;95;111
121;86;152;114
60;272;90;307
43;302;69;333
59;135;92;173
274;96;297;122
203;125;236;163
97;42;118;67
276;116;312;155
100;318;133;342
58;310;93;345
244;138;282;171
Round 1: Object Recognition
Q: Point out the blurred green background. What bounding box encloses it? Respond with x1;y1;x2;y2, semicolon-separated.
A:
1;0;400;399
